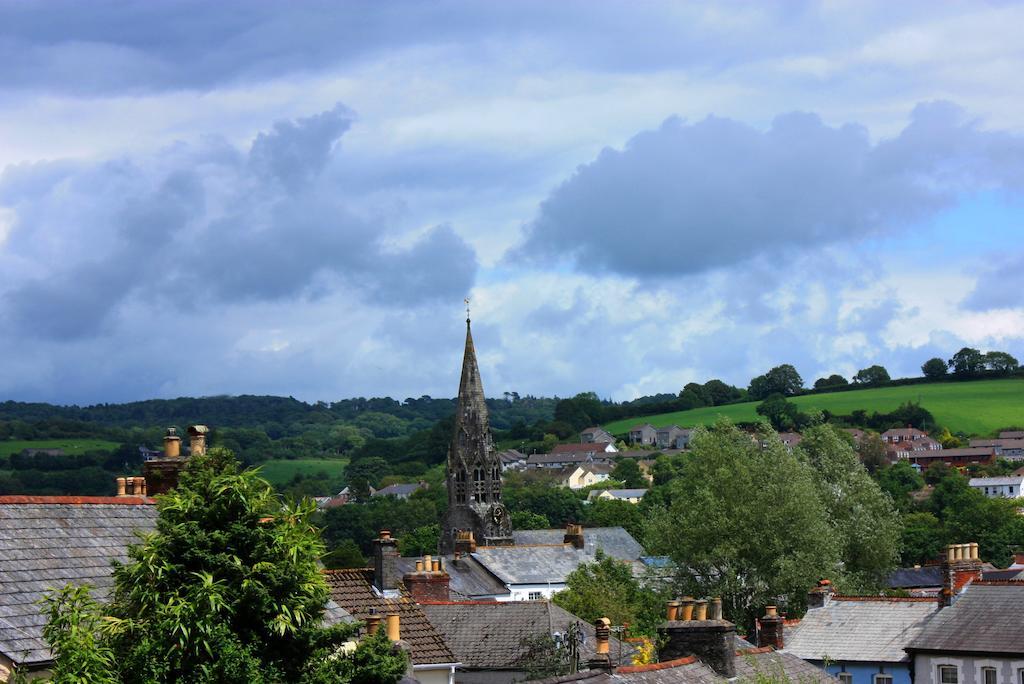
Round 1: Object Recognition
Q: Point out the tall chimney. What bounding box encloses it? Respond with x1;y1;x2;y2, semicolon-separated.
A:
373;530;401;592
807;579;835;609
941;542;983;607
758;606;785;650
658;599;737;678
454;530;477;554
116;477;127;497
587;618;614;672
386;613;401;642
187;425;208;457
404;556;451;602
163;427;181;458
365;613;382;636
564;523;585;550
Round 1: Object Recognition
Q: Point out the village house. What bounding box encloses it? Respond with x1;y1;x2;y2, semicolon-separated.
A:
627;423;658;446
560;463;614;490
497;449;527;472
908;448;996;470
655;425;692;449
999;431;1024;439
580;426;615;444
905;580;1024;684
882;427;932;444
783;581;938;684
551;441;619;456
372;481;428;500
526;451;595;469
894;436;944;459
968;476;1024;499
588;488;648;504
969;439;1024;460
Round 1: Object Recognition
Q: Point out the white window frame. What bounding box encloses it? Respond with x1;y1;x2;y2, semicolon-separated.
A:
874;674;893;684
981;667;997;684
838;673;853;684
528;591;543;601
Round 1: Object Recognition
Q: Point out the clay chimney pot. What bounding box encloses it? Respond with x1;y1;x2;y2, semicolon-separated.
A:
386;613;400;642
415;559;424;572
695;599;708;621
116;477;127;496
680;597;695;621
666;600;680;621
765;605;778;618
365;613;382;636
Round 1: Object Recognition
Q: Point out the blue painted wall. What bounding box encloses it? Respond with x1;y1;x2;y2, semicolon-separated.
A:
807;660;912;684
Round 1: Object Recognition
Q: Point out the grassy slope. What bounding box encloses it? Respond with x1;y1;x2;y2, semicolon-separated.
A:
603;378;1024;437
0;438;120;458
255;458;349;486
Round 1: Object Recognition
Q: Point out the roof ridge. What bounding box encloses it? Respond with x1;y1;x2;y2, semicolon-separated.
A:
833;595;938;602
0;495;155;505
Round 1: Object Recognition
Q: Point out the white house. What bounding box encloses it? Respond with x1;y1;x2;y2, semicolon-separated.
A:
968;476;1024;499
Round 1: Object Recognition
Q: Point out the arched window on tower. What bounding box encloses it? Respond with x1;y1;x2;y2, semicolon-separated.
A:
473;467;486;502
455;468;467;504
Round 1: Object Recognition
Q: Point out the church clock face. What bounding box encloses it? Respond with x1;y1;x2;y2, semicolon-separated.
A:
490;503;507;526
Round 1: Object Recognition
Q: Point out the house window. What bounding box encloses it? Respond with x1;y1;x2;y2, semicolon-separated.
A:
982;667;997;684
875;675;893;684
1018;669;1024;684
939;666;958;684
838;673;853;684
528;591;543;600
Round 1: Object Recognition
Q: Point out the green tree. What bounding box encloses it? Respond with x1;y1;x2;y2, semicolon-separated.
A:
748;364;804;400
611;458;646;488
510;510;550;530
876;460;925;510
553;551;667;637
900;513;945;566
321;540;367;570
43;448;408;683
852;365;891;386
755;394;800;431
921;357;948;380
646;421;839;628
856;433;889;475
984;351;1020;374
813;374;848;390
398;524;441;556
703;379;742;406
582;498;645;541
797;425;900;587
948;347;985;375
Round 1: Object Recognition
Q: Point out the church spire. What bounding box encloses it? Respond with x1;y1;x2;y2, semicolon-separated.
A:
456;317;490;430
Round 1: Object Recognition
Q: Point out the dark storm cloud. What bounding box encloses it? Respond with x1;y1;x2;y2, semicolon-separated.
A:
0;104;477;341
514;102;1024;279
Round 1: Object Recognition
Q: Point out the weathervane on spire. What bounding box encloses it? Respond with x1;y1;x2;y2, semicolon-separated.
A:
464;297;471;322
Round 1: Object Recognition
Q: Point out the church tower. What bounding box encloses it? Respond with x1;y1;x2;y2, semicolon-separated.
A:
440;316;513;554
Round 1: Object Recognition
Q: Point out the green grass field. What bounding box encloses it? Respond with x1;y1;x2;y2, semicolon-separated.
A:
254;458;349;486
603;378;1024;437
0;438;120;458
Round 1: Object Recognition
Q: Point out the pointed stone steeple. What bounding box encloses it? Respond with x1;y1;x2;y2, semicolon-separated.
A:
440;316;513;554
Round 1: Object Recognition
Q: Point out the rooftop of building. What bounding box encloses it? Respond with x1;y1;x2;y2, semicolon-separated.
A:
907;581;1024;655
784;596;939;663
511;527;644;562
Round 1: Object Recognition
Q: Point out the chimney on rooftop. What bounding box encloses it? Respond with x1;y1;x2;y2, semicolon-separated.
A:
373;530;401;592
807;579;835;609
564;523;585;550
586;618;614;672
757;606;785;650
658;596;736;678
404;555;450;602
386;613;401;642
188;425;208;457
163;427;181;458
365;612;382;636
941;542;983;607
454;530;477;554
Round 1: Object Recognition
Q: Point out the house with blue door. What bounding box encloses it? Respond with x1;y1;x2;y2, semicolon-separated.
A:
783;581;939;684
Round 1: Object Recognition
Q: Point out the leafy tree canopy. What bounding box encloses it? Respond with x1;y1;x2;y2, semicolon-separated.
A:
748;364;804;400
921;357;948;380
42;447;408;684
852;365;891;386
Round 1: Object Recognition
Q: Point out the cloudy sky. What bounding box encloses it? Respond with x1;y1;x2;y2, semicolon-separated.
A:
1;0;1023;405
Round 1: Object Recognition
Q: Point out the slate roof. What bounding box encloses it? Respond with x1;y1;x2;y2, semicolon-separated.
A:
969;476;1024;487
512;527;644;561
552;443;614;455
396;555;507;599
472;545;595;585
420;600;635;670
0;496;158;668
1000;431;1024;439
532;647;835;683
591;489;648;501
784;597;938;663
887;565;943;589
324;568;456;666
372;482;424;498
908;582;1024;655
528;453;594;466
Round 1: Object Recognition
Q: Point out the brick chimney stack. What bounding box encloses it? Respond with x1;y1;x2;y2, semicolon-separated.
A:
143;427;192;495
373;530;401;592
188;425;208;457
404;555;451;602
658;596;736;678
564;523;585;549
758;605;785;650
941;542;983;607
807;579;835;609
